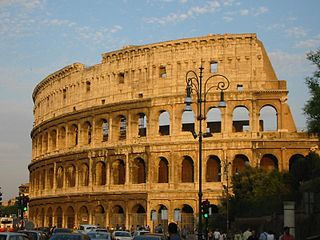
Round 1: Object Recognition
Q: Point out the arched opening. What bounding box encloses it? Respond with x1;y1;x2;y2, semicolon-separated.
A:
132;158;146;184
70;124;79;146
79;163;89;186
119;115;127;140
79;206;89;224
206;155;221;182
46;207;53;228
83;121;92;145
206;107;222;133
66;165;76;188
259;105;278;131
156;205;168;233
55;207;63;228
94;205;105;227
158;157;169;183
50;129;57;151
101;119;109;142
110;205;125;229
260;154;278;171
131;204;146;228
138;113;147;137
159;111;170;135
182;110;195;132
182;156;194;183
48;167;54;189
112;160;125;185
232;154;249;175
95;161;106;186
181;204;194;233
66;206;75;229
56;167;64;189
232;106;250;132
58;126;66;149
289;154;305;171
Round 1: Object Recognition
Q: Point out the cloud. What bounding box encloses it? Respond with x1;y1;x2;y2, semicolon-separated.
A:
240;9;249;16
144;0;222;25
285;27;307;38
295;35;320;49
0;0;42;10
254;6;268;16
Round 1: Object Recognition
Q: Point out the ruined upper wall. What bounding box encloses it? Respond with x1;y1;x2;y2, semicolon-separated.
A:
32;33;285;126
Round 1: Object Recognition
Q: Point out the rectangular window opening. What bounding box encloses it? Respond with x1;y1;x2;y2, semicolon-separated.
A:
118;72;125;84
210;62;218;73
160;66;167;78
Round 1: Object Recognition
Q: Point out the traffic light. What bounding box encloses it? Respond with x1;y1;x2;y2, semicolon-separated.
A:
22;195;29;211
0;191;2;205
201;199;210;219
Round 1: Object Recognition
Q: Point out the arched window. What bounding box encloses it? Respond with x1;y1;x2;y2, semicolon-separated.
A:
206;107;222;133
259;105;278;131
159;111;170;135
182;110;195;132
232;154;249;174
79;163;89;186
182;156;194;182
260;154;278;171
66;165;76;187
79;206;89;224
289;154;305;171
132;158;146;184
83;121;92;145
70;124;78;146
95;161;106;185
119;115;127;140
102;119;109;142
50;130;57;151
206;156;221;182
56;167;64;188
48;167;54;189
232;106;250;132
58;126;66;148
112;160;125;185
66;206;75;229
158;157;169;183
55;207;63;228
138;113;147;137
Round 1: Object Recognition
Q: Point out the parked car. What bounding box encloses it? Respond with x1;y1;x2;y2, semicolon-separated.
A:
51;228;73;235
133;233;167;240
0;232;29;240
132;230;150;238
87;232;111;240
94;229;109;233
112;231;132;240
49;233;89;240
18;230;48;240
79;224;99;233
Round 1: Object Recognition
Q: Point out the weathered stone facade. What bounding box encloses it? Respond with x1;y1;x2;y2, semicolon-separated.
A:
29;33;318;230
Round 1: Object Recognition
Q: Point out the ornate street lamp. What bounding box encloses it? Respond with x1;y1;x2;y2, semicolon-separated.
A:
184;65;230;240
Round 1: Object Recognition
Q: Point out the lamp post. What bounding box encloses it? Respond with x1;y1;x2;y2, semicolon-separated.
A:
184;65;230;240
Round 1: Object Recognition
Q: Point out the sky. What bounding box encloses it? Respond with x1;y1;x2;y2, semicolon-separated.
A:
0;0;319;201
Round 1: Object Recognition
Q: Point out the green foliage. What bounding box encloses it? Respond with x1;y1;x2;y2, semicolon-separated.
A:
304;49;320;134
229;167;289;217
0;205;19;217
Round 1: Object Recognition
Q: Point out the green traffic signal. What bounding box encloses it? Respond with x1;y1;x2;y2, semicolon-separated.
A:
203;212;209;219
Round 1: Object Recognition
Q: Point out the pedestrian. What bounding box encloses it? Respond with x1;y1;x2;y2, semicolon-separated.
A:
243;228;252;240
168;222;181;240
248;230;259;240
213;229;221;240
279;227;294;240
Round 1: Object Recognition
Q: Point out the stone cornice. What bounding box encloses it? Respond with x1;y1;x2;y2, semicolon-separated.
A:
32;62;85;102
101;33;257;63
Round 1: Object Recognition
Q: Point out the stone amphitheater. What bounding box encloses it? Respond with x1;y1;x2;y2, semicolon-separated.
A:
29;33;318;231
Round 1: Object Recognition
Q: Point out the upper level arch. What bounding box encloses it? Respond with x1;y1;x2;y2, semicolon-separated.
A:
259;105;278;131
232;106;250;132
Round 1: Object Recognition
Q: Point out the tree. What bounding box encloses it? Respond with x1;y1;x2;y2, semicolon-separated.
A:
304;49;320;134
228;167;290;217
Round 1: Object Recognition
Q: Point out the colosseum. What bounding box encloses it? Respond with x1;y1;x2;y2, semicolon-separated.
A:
29;33;318;231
